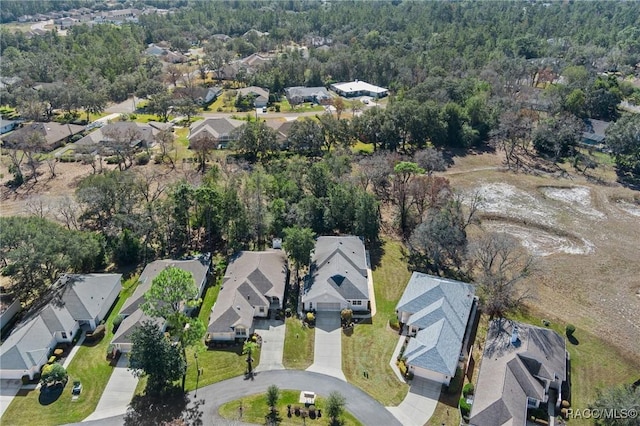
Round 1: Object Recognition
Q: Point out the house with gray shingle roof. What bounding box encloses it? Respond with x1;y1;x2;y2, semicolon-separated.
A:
1;122;85;151
469;320;567;426
0;274;121;380
302;236;370;313
284;86;332;105
207;251;287;343
395;272;477;385
111;255;211;353
188;117;244;149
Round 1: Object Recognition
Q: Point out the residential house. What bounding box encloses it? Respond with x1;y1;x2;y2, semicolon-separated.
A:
302;236;370;313
469;320;568;426
582;118;611;148
330;80;389;99
0;274;121;380
174;86;222;106
265;119;294;145
395;272;477;385
284;87;332;105
0;292;21;330
206;251;287;343
1;122;85;152
0;119;20;135
73;121;158;154
111;255;211;353
237;86;270;108
188;117;244;149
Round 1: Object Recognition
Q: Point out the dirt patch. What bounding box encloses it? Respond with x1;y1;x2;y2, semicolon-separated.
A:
538;185;605;219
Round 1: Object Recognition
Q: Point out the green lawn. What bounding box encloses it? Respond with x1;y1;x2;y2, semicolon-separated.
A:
351;141;374;154
283;317;315;369
218;389;362;426
341;239;410;406
1;276;139;426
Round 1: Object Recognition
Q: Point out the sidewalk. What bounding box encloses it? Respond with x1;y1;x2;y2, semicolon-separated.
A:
83;355;138;422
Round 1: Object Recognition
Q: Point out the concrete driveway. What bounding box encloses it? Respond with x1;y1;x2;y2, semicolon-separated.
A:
83;355;138;421
386;376;442;426
0;379;22;418
306;311;346;381
253;319;285;372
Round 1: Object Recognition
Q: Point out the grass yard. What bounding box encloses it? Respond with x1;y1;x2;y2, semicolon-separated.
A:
341;239;410;406
218;389;363;426
511;308;640;426
1;276;140;426
283;317;315;369
351;141;374;154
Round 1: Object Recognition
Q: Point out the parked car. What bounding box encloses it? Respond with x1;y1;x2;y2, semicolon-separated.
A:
72;380;82;395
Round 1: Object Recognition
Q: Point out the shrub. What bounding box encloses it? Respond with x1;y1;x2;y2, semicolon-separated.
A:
135;152;150;165
306;312;315;323
389;315;400;330
41;363;68;386
154;154;165;164
566;324;576;336
459;397;471;417
105;156;119;164
21;375;30;385
463;382;474;397
113;315;124;332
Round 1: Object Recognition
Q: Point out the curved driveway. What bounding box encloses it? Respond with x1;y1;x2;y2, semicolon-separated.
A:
74;370;400;426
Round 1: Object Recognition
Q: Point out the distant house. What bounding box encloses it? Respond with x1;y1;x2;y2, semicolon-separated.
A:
0;274;121;380
74;121;158;154
237;86;270;108
395;272;477;385
330;80;389;99
174;86;222;105
0;119;19;135
206;251;287;343
144;43;187;63
284;87;332;105
302;236;370;313
111;255;211;353
188;117;245;149
265;119;295;144
1;122;85;151
582;118;611;147
469;320;568;426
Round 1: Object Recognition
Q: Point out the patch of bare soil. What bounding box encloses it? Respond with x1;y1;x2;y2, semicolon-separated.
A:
449;154;640;360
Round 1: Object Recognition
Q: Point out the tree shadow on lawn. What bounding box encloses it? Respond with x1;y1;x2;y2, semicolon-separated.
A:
567;334;579;345
124;386;204;426
38;383;65;406
368;239;386;271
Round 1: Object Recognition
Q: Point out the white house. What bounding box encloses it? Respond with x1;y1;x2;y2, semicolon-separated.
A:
395;272;477;385
0;274;122;380
302;236;370;313
111;255;211;353
207;250;287;343
330;80;389;98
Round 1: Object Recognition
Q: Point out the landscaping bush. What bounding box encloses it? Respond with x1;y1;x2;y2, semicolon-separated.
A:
86;324;106;341
397;360;408;376
41;363;68;386
566;324;576;336
459;397;471;417
104;156;119;164
113;315;124;332
21;375;30;385
389;315;400;330
135;152;150;165
463;382;474;397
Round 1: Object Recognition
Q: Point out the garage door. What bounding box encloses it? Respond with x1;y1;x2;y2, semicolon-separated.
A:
316;302;341;311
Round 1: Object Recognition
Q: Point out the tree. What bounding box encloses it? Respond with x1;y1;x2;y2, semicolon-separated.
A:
189;134;217;173
232;121;278;162
282;226;316;281
391;161;424;238
147;91;173;123
129;321;186;394
141;266;206;390
243;340;258;377
354;190;380;245
41;363;68;387
265;385;280;425
589;384;640;426
471;232;534;318
286;119;323;156
326;391;346;426
414;148;446;175
606;113;640;186
532;114;582;161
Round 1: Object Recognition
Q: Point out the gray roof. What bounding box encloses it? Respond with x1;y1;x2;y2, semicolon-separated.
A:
115;255;211;345
2;122;85;150
188;117;244;142
304;236;369;303
237;86;270;99
208;251;286;334
396;272;475;376
1;274;121;372
469;320;567;426
285;86;331;100
53;274;122;321
75;122;156;150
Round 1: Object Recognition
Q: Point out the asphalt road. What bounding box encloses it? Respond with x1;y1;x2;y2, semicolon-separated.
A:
71;370;401;426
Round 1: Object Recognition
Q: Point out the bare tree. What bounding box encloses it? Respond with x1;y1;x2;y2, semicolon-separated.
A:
22;132;46;182
409;175;453;219
45;157;59;179
54;195;81;230
189;134;217;173
24;196;51;219
471;232;535;318
155;129;177;168
102;126;141;170
490;109;533;171
164;64;182;87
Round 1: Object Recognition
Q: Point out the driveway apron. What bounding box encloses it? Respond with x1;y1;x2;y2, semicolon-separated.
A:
253;319;285;372
386;376;441;426
306;311;346;381
83;355;138;422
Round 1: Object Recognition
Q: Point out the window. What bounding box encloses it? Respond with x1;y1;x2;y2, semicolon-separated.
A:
352;300;362;306
259;307;264;313
61;332;67;339
309;302;313;309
